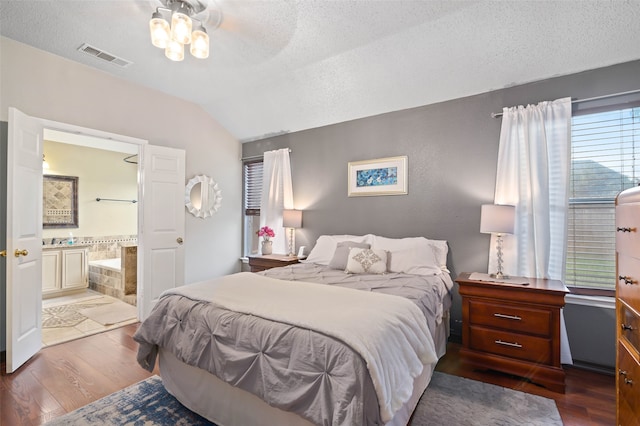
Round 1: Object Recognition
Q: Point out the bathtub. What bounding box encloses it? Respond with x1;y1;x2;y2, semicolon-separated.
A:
88;250;137;304
89;258;121;272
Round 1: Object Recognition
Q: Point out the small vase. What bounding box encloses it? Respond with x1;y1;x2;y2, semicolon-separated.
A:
261;240;273;255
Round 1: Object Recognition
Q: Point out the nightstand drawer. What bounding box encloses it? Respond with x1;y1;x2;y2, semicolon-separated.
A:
468;300;552;337
618;254;640;309
469;326;552;364
620;301;640;353
618;341;640;420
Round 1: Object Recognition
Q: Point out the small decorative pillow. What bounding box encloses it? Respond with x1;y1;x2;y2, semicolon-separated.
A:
329;241;371;270
345;248;387;274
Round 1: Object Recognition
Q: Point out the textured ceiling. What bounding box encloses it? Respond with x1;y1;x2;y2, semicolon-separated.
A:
1;1;639;142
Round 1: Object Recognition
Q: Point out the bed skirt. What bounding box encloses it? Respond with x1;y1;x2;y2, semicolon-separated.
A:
158;311;450;426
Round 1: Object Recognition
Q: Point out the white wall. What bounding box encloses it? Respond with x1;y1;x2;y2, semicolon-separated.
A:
43;140;138;239
1;36;242;283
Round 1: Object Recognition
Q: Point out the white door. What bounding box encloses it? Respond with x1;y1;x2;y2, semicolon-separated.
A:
138;144;185;320
6;108;43;373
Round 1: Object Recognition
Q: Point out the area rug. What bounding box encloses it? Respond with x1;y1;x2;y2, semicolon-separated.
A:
44;372;562;425
79;300;137;325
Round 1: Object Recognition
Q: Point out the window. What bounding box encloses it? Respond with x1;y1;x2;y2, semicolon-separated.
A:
243;160;263;256
566;106;640;292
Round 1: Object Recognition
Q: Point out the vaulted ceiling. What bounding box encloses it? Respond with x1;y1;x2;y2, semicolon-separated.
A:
1;1;639;142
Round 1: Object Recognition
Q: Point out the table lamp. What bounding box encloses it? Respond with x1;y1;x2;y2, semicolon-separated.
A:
480;204;515;279
283;209;302;257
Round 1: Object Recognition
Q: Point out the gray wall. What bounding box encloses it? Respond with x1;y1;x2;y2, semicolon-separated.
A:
243;60;640;369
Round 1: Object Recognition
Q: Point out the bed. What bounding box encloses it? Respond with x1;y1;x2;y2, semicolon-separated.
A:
134;234;453;426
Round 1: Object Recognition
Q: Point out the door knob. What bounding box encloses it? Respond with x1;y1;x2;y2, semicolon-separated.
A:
14;249;29;257
0;250;6;257
177;237;183;244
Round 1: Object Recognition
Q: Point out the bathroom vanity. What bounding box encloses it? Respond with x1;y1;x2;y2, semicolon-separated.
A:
42;245;89;298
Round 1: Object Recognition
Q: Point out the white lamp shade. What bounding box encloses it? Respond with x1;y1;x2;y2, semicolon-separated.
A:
480;204;515;234
165;39;184;61
190;29;209;58
283;209;302;228
171;12;192;45
149;13;171;48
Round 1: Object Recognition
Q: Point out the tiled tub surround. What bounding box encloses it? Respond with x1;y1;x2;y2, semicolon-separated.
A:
88;245;137;306
44;235;138;306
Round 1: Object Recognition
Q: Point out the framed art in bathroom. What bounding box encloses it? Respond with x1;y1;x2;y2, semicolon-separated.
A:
43;175;79;228
347;156;408;197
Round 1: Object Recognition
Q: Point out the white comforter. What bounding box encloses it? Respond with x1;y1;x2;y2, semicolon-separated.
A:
165;272;439;423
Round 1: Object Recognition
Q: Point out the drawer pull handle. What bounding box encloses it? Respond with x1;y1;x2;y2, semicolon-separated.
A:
618;275;637;285
624;378;634;385
617;226;636;233
493;313;522;321
621;324;634;331
619;369;628;376
495;339;522;348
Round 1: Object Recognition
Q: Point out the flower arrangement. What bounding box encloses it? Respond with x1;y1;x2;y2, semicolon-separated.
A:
257;226;275;241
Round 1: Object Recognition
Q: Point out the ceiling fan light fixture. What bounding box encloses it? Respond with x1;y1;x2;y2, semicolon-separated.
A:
150;0;219;61
190;28;209;59
165;39;184;61
149;11;171;48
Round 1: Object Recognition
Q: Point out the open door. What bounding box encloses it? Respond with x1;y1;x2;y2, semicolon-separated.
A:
6;108;44;373
138;144;186;320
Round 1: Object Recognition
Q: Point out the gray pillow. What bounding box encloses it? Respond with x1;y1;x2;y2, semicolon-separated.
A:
328;241;371;270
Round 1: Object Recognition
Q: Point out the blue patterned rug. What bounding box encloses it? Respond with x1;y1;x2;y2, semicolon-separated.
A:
44;372;562;425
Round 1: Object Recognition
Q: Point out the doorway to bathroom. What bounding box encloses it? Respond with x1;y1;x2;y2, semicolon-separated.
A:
41;129;140;346
6;107;186;373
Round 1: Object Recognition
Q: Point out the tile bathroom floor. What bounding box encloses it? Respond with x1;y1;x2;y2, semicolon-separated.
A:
42;290;138;347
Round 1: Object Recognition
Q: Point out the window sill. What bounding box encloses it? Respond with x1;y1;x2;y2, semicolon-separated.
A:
565;293;615;310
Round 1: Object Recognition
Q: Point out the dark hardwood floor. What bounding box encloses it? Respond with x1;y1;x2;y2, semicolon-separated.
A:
1;323;158;426
1;325;615;425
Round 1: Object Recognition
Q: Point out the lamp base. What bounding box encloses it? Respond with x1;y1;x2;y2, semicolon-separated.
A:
490;272;510;280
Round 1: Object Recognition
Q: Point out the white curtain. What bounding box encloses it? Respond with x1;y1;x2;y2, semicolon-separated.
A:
260;149;293;254
491;97;573;364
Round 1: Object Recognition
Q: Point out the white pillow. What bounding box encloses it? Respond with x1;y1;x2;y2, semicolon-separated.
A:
388;247;441;276
371;235;446;275
345;248;387;274
303;234;372;266
427;239;449;269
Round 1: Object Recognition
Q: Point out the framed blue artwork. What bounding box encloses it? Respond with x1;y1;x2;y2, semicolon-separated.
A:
347;156;408;197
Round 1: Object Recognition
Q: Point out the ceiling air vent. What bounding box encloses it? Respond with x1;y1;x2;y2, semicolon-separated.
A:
77;43;132;68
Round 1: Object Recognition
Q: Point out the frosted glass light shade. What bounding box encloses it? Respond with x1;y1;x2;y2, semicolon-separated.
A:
149;13;170;48
480;204;515;234
165;39;184;61
190;29;209;58
283;209;302;228
171;12;192;45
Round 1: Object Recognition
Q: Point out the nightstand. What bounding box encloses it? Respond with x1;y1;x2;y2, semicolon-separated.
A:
456;272;568;393
248;254;300;272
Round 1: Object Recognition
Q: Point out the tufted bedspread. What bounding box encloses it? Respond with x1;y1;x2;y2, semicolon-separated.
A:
134;265;453;426
261;263;454;346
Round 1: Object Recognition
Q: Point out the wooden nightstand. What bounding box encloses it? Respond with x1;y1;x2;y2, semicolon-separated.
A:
248;254;300;272
456;272;568;393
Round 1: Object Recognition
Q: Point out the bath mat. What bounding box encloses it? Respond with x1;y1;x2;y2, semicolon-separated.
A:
79;300;137;325
42;300;112;328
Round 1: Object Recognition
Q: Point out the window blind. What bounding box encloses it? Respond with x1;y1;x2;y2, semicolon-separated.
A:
566;107;640;289
244;160;263;216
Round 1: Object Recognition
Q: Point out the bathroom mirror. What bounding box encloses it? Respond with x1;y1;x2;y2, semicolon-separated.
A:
43;175;79;228
185;175;222;218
